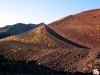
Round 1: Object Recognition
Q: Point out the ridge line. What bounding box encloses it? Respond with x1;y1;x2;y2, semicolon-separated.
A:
44;25;90;49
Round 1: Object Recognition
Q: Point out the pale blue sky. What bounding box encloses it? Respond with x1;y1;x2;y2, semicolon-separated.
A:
0;0;100;27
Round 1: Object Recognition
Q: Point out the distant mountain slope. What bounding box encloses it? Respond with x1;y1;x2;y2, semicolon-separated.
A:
0;23;40;39
0;9;99;73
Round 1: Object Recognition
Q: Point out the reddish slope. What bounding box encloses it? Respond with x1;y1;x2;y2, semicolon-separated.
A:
49;9;100;48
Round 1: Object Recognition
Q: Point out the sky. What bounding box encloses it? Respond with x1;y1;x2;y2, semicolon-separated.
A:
0;0;100;27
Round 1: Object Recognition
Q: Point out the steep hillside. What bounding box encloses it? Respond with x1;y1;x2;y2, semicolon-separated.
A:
0;24;89;72
49;9;100;48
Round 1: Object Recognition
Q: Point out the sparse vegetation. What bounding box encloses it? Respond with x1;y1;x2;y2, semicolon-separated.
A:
0;56;92;75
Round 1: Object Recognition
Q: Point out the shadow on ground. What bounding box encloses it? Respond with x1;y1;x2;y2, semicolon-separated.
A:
0;55;92;75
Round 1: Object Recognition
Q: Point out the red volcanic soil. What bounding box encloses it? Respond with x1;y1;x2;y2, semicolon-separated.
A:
0;9;100;72
49;9;100;48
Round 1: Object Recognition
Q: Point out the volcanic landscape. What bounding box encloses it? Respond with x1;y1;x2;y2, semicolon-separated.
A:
0;9;100;74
